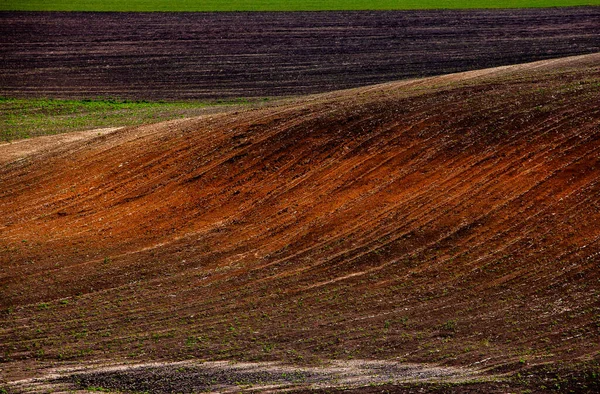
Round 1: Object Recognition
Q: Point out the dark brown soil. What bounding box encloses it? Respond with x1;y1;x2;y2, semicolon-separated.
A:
1;8;599;100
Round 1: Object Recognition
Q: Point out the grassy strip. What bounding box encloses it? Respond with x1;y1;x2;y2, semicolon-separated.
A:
1;0;599;12
0;97;261;141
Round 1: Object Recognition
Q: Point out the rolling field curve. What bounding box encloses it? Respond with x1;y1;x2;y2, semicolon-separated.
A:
1;53;600;389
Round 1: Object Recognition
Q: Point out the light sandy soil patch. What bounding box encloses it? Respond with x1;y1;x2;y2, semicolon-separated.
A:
0;127;121;165
6;359;480;393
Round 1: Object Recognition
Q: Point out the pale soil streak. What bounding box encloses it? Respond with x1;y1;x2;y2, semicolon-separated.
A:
5;359;483;394
0;127;122;165
344;52;600;96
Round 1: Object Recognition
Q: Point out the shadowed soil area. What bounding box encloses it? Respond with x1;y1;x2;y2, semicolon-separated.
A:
1;53;600;391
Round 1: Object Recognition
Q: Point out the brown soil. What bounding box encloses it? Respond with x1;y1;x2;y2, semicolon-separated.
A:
1;8;599;100
1;54;600;390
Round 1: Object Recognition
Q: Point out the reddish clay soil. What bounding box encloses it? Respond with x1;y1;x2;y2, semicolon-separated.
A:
1;54;600;390
1;8;599;100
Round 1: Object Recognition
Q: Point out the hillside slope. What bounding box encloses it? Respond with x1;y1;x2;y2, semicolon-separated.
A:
1;54;600;382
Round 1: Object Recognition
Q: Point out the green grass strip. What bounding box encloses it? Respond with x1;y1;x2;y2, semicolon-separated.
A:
1;0;599;12
0;97;260;141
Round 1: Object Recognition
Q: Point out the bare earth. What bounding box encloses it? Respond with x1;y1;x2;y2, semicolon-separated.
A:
7;359;478;393
1;8;599;99
0;128;122;165
1;54;600;392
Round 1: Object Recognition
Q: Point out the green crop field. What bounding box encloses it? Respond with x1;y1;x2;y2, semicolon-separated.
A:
1;0;599;12
0;97;265;141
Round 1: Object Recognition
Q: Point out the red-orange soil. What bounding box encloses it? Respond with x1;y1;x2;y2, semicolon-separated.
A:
1;54;600;386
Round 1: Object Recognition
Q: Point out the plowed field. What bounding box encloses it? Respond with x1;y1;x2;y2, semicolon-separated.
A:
1;8;599;100
1;53;600;391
